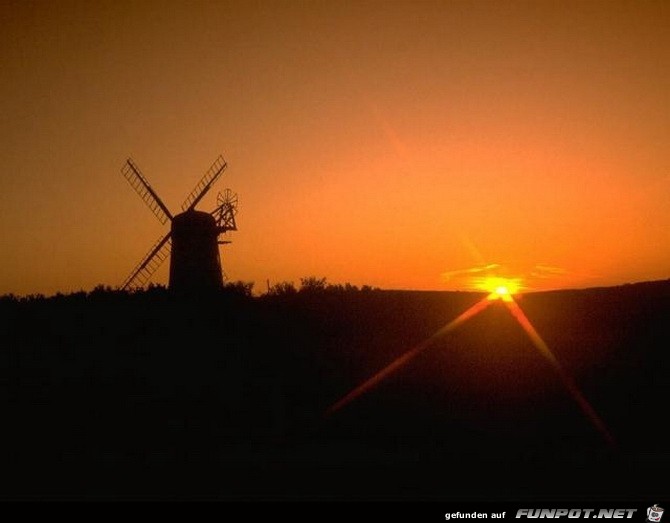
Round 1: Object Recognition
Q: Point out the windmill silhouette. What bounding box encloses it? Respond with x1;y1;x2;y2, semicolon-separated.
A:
119;155;238;293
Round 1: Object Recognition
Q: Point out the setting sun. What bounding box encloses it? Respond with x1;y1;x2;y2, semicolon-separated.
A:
494;285;511;298
478;276;522;301
488;286;514;302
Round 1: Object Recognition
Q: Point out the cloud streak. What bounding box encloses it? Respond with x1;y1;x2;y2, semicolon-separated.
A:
441;263;500;281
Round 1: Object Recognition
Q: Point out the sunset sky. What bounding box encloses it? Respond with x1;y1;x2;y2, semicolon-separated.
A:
1;0;669;296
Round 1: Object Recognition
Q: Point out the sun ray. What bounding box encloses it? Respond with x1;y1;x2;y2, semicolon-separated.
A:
503;298;617;449
324;296;494;417
323;281;616;451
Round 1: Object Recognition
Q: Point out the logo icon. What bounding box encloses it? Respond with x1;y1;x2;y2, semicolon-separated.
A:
647;506;664;523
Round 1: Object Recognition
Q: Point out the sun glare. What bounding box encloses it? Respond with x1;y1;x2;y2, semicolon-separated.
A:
479;276;522;301
494;285;511;300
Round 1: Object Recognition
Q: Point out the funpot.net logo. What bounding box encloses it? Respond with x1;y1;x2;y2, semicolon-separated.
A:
516;509;638;519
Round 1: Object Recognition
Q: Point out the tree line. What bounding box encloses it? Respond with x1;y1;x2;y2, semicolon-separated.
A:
0;277;381;303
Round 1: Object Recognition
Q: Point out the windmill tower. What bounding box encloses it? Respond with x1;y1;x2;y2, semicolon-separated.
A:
119;155;238;293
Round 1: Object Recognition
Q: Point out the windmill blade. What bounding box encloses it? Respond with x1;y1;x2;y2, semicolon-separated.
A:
181;155;227;212
121;232;172;290
122;158;173;224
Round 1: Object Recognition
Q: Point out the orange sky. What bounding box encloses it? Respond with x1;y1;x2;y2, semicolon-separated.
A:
1;0;669;296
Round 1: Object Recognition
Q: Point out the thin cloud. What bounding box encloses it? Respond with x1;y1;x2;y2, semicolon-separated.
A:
441;263;500;281
530;265;569;278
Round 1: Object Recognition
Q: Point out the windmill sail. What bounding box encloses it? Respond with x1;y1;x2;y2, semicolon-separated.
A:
122;159;173;224
181;155;227;212
121;232;172;290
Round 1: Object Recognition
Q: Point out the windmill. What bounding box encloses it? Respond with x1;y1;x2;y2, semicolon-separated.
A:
119;155;238;293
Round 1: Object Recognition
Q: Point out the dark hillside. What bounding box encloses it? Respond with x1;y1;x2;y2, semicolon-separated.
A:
1;281;668;500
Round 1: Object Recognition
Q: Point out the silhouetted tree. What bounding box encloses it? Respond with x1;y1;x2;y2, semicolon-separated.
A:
266;281;297;296
299;276;328;293
0;293;18;304
224;280;254;297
